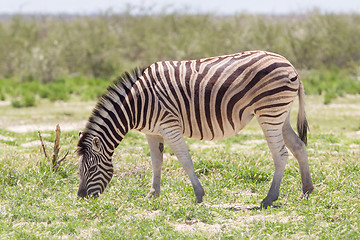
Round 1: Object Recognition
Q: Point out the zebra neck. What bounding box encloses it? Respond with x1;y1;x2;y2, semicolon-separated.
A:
80;97;132;157
78;67;147;158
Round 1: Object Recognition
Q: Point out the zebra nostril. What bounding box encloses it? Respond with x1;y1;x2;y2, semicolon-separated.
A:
78;188;88;198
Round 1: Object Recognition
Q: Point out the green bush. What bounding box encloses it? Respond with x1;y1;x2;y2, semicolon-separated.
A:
0;89;5;101
1;11;360;106
11;92;36;108
1;12;360;82
47;82;70;102
302;68;360;104
324;92;338;105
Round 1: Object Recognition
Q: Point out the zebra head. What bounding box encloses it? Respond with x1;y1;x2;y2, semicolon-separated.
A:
77;132;114;198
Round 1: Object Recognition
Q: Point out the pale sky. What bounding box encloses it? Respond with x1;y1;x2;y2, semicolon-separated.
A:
1;0;360;15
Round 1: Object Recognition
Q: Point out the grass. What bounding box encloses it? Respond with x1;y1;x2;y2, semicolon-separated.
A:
0;95;359;239
1;10;359;238
0;77;112;108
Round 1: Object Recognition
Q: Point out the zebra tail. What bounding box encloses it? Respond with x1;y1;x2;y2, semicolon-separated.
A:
297;80;308;145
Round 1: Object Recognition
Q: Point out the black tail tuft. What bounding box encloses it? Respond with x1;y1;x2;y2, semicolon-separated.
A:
297;118;308;145
297;80;308;145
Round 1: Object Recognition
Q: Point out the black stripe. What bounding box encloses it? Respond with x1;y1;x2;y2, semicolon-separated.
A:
184;62;192;98
254;101;293;113
169;61;187;132
259;111;287;118
238;86;296;123
132;83;142;129
111;87;134;131
136;80;149;131
154;63;172;104
227;62;292;128
193;57;227;139
183;61;193;137
102;94;127;135
162;119;178;125
261;121;284;126
279;145;286;153
150;63;177;116
193;60;204;140
163;62;183;124
202;57;228;139
252;74;289;93
102;114;121;145
147;88;155;131
153;102;162;129
126;91;136;128
216;53;268;132
88;119;116;151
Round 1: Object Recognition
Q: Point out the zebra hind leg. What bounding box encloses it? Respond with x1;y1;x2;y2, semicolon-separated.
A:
257;117;289;209
282;118;314;197
146;134;164;198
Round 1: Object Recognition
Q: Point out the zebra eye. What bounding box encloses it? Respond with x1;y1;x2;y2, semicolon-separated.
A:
88;164;97;174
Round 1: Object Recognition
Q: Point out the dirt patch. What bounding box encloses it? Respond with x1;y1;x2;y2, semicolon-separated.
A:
6;122;86;133
190;139;266;152
79;228;100;239
190;141;219;150
0;204;7;217
0;101;10;106
0;135;15;141
121;210;161;221
133;210;160;219
205;203;257;211
171;211;304;234
172;220;223;234
21;140;52;148
244;139;266;145
115;164;151;179
172;201;304;235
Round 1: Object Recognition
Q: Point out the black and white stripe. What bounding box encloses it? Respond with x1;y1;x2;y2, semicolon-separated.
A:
77;51;313;207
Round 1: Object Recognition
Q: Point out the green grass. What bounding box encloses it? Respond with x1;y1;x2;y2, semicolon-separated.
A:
0;77;111;107
0;95;359;239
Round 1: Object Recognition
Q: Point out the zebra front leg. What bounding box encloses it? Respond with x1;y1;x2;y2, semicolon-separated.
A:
146;134;164;198
259;122;289;209
160;126;205;203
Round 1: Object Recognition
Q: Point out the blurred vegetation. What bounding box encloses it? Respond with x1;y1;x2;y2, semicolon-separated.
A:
0;11;360;106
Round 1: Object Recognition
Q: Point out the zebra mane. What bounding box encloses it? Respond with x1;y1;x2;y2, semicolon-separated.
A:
77;67;147;156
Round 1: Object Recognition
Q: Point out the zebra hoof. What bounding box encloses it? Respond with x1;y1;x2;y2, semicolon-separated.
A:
260;199;273;209
146;189;160;199
195;193;204;204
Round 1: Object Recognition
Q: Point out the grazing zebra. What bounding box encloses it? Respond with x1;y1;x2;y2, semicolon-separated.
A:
77;50;314;208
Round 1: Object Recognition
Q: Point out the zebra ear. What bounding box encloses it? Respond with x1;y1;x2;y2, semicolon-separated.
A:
78;131;83;140
92;137;101;152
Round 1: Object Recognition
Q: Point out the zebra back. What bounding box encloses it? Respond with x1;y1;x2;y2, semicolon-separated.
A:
139;51;301;141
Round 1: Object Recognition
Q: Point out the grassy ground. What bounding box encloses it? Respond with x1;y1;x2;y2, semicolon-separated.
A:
0;95;359;239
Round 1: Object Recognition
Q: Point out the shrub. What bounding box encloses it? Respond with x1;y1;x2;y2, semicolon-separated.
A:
1;12;360;81
302;68;360;104
47;82;70;102
11;92;36;108
1;12;360;105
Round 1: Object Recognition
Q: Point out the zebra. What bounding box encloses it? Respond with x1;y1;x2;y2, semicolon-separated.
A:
77;50;314;208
